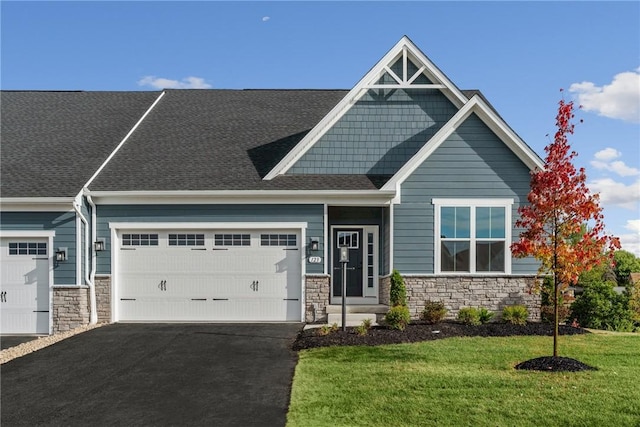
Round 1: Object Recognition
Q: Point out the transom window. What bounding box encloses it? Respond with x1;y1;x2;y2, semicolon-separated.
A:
8;242;47;255
260;234;297;247
122;234;159;246
336;231;359;249
434;199;512;274
214;234;250;247
168;233;205;246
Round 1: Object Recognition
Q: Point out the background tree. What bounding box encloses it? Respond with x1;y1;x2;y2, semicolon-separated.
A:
613;250;640;285
511;94;620;357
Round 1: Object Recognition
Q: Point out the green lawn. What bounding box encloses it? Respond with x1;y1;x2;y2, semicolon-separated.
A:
287;333;640;427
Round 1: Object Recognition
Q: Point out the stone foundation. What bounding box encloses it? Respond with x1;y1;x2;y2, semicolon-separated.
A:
52;286;90;333
304;275;331;322
95;275;111;323
402;275;540;321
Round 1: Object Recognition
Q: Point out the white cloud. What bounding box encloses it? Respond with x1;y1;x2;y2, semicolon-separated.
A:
619;219;640;257
262;16;270;22
138;76;212;89
569;68;640;123
588;178;640;210
590;148;640;177
594;147;621;162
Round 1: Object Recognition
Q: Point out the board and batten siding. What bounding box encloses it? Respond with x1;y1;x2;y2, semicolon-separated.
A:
0;211;77;284
394;112;539;274
288;89;458;176
95;204;325;275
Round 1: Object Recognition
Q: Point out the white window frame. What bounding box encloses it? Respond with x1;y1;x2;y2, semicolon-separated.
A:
433;198;513;275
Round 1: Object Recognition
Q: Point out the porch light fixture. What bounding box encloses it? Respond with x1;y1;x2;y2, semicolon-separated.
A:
94;240;105;252
309;238;319;252
56;248;68;262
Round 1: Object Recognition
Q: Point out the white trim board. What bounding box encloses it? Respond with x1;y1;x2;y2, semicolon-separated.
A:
108;222;308;230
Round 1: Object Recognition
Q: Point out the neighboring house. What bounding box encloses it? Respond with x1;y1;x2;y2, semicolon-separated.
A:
0;36;542;334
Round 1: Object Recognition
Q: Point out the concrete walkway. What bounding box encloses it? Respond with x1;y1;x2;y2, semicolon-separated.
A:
1;323;302;426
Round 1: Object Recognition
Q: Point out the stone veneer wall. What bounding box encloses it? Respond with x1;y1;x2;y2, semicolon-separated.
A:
52;286;90;333
305;275;331;323
95;276;112;323
403;276;540;321
379;276;391;306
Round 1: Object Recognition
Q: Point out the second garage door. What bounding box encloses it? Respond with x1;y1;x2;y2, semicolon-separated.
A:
116;230;302;322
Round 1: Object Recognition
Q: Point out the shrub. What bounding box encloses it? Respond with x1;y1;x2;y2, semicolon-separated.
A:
457;307;481;326
330;322;339;333
570;280;634;331
421;301;447;324
502;305;529;325
389;269;407;307
317;325;331;336
384;305;410;331
361;318;373;330
478;307;494;324
355;323;368;336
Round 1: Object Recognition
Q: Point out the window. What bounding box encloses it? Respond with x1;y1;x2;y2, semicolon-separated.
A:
214;234;250;246
336;231;359;249
122;234;158;246
169;233;205;246
8;242;47;255
434;199;512;274
260;234;297;247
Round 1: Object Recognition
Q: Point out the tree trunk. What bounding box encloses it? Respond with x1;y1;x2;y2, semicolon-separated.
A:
553;273;559;358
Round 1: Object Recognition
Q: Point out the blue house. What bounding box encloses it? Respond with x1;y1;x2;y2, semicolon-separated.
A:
0;36;543;334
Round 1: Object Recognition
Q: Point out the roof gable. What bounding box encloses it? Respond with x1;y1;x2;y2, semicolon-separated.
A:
263;36;469;180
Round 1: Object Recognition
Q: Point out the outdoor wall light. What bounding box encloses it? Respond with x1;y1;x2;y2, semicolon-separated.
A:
56;248;68;262
94;240;105;252
309;238;320;252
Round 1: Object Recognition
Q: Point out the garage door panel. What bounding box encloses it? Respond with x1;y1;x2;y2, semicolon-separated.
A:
1;238;50;334
117;230;302;322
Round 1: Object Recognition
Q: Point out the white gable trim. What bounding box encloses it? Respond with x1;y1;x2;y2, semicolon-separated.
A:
263;36;469;180
0;197;75;212
381;95;544;197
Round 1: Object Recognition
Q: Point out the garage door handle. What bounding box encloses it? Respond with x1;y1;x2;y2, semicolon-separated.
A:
0;291;5;302
212;298;229;301
283;248;299;251
212;248;228;251
191;298;206;301
191;248;206;251
120;298;136;301
158;280;167;291
33;310;50;313
283;298;299;301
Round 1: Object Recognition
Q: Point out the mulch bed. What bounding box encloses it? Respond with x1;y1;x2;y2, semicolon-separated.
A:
293;321;595;372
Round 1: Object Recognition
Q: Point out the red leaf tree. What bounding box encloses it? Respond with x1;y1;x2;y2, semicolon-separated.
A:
511;95;620;357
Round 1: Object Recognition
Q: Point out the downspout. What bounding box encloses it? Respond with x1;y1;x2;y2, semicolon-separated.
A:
86;193;98;325
73;197;97;324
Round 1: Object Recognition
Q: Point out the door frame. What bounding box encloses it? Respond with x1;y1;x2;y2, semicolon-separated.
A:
0;230;55;335
329;225;378;305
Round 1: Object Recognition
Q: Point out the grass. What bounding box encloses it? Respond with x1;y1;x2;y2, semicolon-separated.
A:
287;334;640;427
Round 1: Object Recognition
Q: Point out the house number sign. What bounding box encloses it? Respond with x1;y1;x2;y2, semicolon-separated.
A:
308;256;322;264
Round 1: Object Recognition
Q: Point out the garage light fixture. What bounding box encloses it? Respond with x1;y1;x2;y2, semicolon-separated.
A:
94;240;105;252
56;248;68;262
309;238;319;252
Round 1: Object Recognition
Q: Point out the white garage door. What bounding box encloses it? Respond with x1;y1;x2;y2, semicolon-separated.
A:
0;237;50;334
117;230;302;322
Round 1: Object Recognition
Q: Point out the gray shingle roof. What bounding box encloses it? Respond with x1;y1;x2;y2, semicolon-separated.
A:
1;91;160;197
89;89;354;191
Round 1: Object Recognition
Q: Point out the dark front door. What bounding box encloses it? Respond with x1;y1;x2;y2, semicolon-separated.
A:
332;228;363;298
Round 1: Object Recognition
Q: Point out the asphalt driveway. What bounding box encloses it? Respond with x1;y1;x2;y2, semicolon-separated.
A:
1;323;302;426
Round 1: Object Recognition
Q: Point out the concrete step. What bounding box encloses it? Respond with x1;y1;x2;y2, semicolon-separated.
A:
327;313;378;327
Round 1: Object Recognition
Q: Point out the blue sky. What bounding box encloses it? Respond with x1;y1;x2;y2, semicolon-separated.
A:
2;1;639;255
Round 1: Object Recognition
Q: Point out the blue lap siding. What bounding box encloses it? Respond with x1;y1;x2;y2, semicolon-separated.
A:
394;112;538;274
